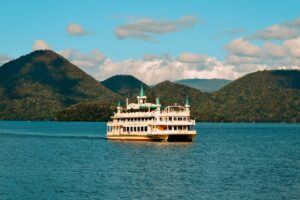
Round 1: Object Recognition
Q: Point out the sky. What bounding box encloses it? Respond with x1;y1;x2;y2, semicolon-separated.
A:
1;0;300;84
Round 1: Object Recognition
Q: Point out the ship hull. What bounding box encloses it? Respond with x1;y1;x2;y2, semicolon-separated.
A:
106;133;196;142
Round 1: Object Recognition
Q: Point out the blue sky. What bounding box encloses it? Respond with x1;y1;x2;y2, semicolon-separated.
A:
1;0;300;83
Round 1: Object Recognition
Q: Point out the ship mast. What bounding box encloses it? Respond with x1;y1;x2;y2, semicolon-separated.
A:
137;84;147;105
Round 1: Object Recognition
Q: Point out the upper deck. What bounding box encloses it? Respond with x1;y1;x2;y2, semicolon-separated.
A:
113;105;190;118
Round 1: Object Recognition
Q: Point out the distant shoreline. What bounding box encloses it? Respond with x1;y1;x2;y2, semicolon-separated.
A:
0;120;299;124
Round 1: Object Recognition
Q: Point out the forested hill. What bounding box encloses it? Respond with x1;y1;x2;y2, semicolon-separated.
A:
209;70;300;122
101;75;149;97
0;50;119;120
0;50;299;122
101;70;300;122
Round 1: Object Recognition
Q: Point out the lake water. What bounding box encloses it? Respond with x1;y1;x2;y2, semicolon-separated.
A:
0;121;299;200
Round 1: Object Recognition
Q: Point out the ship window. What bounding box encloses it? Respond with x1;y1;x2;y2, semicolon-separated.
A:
169;117;172;121
141;127;143;131
137;127;140;131
134;127;136;132
174;126;177;130
145;127;148;132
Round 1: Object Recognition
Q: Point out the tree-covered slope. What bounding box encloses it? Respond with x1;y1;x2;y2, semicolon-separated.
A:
211;70;300;122
1;50;299;123
56;101;115;121
60;71;300;122
0;50;119;120
101;75;149;97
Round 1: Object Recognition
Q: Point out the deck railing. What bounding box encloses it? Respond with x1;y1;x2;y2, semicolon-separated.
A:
107;119;195;126
107;130;196;136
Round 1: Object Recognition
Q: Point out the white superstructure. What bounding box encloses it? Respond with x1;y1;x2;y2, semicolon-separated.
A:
106;86;197;142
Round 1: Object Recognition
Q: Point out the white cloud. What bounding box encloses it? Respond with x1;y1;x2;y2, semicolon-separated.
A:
32;40;51;50
224;37;300;73
283;37;300;57
178;52;208;63
261;42;286;58
225;38;260;57
226;55;259;65
0;54;11;66
56;45;299;85
251;17;300;40
115;15;198;41
252;24;298;40
66;23;90;36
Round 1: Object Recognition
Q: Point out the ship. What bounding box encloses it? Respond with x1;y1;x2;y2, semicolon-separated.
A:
106;85;197;142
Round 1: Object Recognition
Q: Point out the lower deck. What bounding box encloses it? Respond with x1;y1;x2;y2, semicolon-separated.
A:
106;131;197;142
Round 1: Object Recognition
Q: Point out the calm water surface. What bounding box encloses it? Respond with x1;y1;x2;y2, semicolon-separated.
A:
0;121;299;200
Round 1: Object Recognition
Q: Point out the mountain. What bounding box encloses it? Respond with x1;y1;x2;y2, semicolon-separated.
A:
174;78;231;92
56;70;300;122
101;75;149;97
210;70;300;122
0;50;119;120
139;71;300;122
1;50;299;122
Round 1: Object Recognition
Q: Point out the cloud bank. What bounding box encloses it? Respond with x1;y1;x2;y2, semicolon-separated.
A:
59;49;241;85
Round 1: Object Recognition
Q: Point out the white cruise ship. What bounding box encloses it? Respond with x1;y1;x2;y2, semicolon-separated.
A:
106;86;197;142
